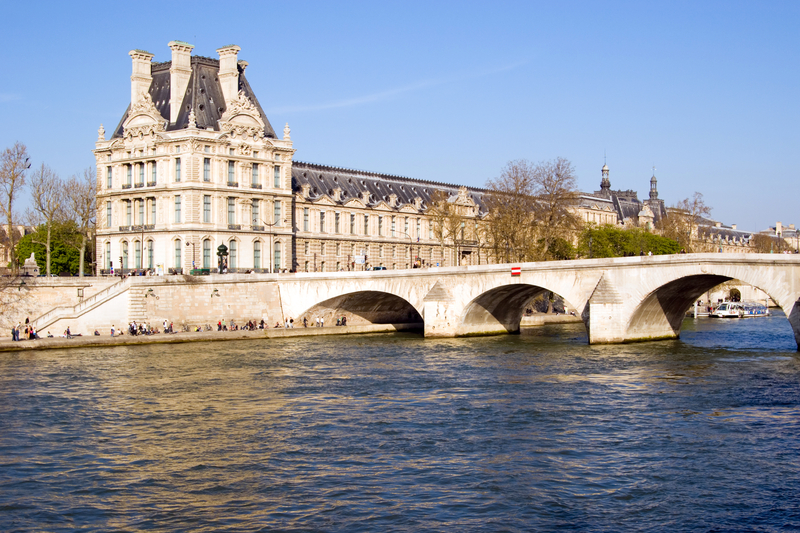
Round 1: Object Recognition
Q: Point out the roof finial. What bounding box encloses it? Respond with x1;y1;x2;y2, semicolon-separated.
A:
283;122;291;141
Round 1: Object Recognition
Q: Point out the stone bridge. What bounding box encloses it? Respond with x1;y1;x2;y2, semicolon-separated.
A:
31;254;800;347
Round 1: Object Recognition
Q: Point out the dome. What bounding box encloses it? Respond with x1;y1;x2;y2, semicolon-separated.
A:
602;164;609;172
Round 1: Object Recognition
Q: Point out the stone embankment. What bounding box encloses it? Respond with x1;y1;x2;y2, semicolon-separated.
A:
0;323;423;353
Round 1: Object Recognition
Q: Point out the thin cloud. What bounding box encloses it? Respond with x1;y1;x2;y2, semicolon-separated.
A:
269;60;527;114
0;93;21;103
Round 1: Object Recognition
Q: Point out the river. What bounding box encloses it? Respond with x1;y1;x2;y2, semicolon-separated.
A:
1;313;799;531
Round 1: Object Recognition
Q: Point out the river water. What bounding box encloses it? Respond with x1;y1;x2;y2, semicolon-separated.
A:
1;313;799;532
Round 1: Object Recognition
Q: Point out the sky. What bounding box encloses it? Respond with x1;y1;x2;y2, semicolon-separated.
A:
1;0;798;231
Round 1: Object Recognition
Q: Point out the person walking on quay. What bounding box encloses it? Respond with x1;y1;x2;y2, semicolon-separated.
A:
111;325;115;337
303;317;308;328
11;323;18;341
320;316;324;328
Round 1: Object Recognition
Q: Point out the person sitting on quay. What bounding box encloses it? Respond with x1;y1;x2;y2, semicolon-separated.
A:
274;321;281;328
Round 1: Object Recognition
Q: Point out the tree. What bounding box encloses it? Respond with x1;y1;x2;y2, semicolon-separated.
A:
578;225;680;258
428;189;466;266
484;160;539;263
28;163;66;276
16;221;88;276
0;142;31;271
658;192;711;252
484;158;582;262
65;168;97;276
531;157;582;260
751;233;789;253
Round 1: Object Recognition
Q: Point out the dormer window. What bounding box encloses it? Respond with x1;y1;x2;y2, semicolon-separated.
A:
274;154;281;161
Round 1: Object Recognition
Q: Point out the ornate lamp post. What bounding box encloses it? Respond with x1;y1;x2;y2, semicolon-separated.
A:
217;244;228;273
253;217;287;273
185;241;196;272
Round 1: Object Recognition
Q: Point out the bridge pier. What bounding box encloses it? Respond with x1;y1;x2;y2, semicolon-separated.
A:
422;281;458;337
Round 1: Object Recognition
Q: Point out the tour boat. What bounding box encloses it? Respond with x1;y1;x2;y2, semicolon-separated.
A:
710;301;770;318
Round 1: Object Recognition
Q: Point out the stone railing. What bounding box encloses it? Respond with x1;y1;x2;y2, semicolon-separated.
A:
32;277;133;330
252;225;265;232
122;184;132;189
227;182;239;188
147;181;157;187
228;224;242;230
134;183;145;188
250;183;262;189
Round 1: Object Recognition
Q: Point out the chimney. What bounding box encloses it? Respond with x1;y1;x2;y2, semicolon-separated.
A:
731;224;737;230
129;49;154;105
217;45;241;104
168;40;194;123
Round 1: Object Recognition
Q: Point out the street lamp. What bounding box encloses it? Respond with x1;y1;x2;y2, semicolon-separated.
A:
186;241;196;272
398;231;414;269
217;244;228;273
253;217;287;273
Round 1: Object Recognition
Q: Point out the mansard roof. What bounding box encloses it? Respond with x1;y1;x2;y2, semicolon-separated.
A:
111;56;277;139
291;161;488;215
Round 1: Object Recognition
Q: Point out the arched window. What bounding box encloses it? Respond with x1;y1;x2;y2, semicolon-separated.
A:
134;240;142;269
175;239;182;270
254;241;261;270
122;241;129;269
147;240;154;269
203;239;211;269
274;241;281;272
229;240;237;270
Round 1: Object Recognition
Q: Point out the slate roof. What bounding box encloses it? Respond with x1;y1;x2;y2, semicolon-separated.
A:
111;56;277;139
291;161;489;215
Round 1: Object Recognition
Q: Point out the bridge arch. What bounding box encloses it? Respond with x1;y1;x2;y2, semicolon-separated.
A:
298;290;423;327
459;283;582;336
620;260;799;344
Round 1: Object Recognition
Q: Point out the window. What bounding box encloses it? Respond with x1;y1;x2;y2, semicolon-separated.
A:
417;218;421;240
147;241;153;269
106;201;111;228
429;223;433;240
320;242;326;255
405;217;409;236
175;240;182;269
105;242;111;270
379;245;384;258
204;145;210;153
126;164;132;186
204;195;211;223
252;164;259;186
274;166;281;188
126;200;132;226
274;241;281;272
229;240;237;269
139;163;144;185
175;158;181;182
176;145;181;154
350;214;355;234
107;167;112;188
151;161;156;184
335;212;340;233
274;201;281;225
304;260;309;272
134;241;141;269
150;198;156;225
203;158;210;182
320;211;326;233
251;199;259;225
122;241;129;269
274;153;281;161
228;198;235;225
320;261;325;272
138;199;144;226
364;214;369;235
378;216;383;236
304;241;309;255
203;239;211;268
391;216;396;237
254;241;261;269
229;148;234;155
174;196;181;223
303;208;309;232
228;161;235;184
336;243;341;256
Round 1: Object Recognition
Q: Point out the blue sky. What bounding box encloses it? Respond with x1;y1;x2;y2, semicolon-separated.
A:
1;0;797;230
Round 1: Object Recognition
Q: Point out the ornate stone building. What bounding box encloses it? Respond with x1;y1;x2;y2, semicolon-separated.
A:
95;42;488;274
95;42;295;274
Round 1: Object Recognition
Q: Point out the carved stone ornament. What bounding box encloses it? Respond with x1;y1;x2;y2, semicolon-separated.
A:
283;122;291;140
97;124;105;141
236;144;252;156
189;139;201;153
188;109;197;129
123;92;167;139
217;91;265;139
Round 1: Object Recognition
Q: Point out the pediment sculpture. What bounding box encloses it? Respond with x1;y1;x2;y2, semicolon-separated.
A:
218;91;265;139
123;92;167;139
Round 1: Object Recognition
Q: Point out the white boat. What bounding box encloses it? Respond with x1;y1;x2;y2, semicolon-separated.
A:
710;301;770;318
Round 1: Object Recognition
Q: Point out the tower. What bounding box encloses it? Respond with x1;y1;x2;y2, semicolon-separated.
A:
649;172;658;200
599;162;611;197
